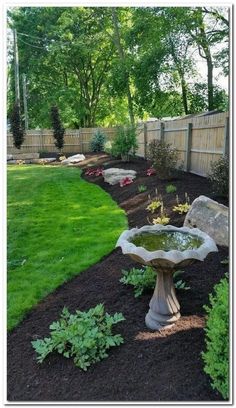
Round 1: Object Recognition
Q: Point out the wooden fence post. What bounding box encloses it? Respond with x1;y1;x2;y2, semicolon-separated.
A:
185;123;192;172
160;122;165;142
223;116;229;157
143;123;148;159
40;129;44;152
80;129;83;153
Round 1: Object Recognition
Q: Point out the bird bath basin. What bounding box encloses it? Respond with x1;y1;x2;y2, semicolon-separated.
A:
116;225;218;331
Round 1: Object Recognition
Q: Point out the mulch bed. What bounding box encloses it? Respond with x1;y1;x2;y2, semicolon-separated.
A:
7;153;229;402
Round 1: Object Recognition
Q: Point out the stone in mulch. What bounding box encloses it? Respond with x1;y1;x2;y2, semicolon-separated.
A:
184;195;229;247
103;168;137;185
61;154;86;165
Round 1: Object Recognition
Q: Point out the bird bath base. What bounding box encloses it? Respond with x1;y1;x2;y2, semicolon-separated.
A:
145;268;180;330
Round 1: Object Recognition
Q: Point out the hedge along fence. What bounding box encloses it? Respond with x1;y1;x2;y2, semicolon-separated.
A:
7;127;117;155
136;111;229;177
7;111;229;177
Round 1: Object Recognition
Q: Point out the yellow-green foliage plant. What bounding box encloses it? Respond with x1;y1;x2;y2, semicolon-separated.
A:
202;277;229;400
172;193;191;215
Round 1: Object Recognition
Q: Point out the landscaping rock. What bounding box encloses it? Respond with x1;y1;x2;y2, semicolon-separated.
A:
61;154;86;165
7;154;13;161
103;168;137;185
31;158;56;164
11;152;40;160
184;195;229;247
7;159;31;164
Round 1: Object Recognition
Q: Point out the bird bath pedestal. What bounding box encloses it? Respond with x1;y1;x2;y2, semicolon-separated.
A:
116;225;218;331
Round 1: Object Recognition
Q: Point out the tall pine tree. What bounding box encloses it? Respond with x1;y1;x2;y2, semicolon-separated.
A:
50;106;65;151
10;103;25;149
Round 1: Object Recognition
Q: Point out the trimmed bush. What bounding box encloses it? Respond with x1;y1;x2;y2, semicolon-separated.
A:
90;129;106;152
148;140;179;179
208;156;229;198
112;125;138;161
202;277;229;400
50;106;65;151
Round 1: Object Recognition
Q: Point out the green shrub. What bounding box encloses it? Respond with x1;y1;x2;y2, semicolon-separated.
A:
50;106;65;151
202;277;229;399
208;156;229;198
90;129;106;152
112;125;138;161
10;103;25;149
32;304;125;371
148;140;179;179
166;184;177;194
120;267;189;297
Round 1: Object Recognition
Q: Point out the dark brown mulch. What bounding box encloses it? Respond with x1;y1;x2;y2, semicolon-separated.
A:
7;154;229;402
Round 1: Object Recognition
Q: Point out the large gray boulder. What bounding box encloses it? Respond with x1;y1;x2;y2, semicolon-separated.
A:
103;168;137;185
184;195;229;247
61;154;86;165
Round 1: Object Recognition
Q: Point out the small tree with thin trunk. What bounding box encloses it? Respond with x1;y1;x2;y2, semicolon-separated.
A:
10;103;25;149
50;106;65;152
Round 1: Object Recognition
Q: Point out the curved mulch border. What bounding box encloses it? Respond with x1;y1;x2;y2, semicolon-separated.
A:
7;154;228;402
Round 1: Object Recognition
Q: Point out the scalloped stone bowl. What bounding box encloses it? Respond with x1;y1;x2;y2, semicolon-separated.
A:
116;225;218;331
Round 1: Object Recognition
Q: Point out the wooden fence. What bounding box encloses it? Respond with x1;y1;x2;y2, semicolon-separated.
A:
7;111;229;177
136;111;229;177
7;127;117;155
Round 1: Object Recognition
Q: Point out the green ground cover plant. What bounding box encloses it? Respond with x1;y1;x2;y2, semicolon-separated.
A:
120;266;190;297
32;304;125;371
7;165;127;330
202;276;229;400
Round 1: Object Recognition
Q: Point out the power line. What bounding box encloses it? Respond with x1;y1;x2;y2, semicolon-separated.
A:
17;37;47;49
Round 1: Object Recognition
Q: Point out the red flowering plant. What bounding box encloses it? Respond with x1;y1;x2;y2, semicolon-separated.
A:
119;177;133;187
146;167;156;176
85;167;104;176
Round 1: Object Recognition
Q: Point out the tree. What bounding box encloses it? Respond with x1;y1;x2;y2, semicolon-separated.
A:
10;103;25;149
50;106;65;151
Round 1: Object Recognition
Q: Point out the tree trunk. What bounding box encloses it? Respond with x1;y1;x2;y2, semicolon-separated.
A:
111;8;135;126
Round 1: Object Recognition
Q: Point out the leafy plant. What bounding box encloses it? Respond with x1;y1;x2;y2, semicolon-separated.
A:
120;267;190;297
146;200;162;213
221;257;229;265
166;184;177;194
85;167;104;176
172;193;191;214
146;167;156;176
152;201;170;225
112;125;138;161
138;184;147;193
202;277;229;400
10;103;25;149
208;156;229;199
148;140;179;179
50;106;65;151
120;266;156;297
120;177;133;187
32;304;125;371
90;129;106;152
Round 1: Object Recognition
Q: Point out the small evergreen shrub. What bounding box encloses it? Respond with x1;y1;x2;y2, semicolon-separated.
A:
32;304;125;371
50;106;65;151
112;125;138;161
148;140;179;179
208;156;229;198
202;277;229;400
90;130;106;152
10;103;25;149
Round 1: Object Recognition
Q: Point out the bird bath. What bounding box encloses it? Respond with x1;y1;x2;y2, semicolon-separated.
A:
116;225;218;331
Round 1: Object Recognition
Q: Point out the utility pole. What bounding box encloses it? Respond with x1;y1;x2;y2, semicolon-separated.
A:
13;29;20;105
22;74;29;130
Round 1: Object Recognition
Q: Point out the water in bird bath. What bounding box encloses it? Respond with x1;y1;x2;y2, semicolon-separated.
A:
130;231;203;252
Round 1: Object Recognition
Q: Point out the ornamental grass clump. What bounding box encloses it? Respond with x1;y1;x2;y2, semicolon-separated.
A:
148;140;179;179
32;304;125;371
202;277;229;400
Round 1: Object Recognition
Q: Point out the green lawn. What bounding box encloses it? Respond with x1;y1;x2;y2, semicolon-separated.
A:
7;165;128;331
